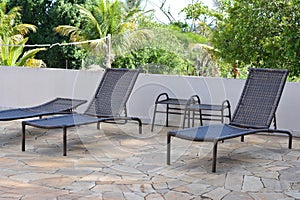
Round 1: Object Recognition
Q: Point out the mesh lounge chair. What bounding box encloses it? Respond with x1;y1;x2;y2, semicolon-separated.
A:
167;68;293;172
22;68;142;156
0;98;87;121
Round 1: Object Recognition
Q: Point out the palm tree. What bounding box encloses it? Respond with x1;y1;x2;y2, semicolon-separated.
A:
54;0;153;68
0;2;45;67
54;0;147;40
0;3;36;38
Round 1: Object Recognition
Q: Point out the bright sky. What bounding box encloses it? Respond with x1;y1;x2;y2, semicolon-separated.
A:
143;0;214;23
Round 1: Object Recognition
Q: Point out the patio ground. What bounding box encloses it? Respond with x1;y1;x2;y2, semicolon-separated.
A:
0;120;299;200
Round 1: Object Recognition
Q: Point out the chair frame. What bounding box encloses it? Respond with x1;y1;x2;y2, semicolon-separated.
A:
22;68;142;156
167;68;293;172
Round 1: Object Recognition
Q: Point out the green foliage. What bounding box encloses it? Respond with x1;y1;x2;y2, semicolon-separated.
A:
54;0;143;41
137;13;167;29
53;0;152;69
212;0;300;78
0;1;45;67
111;25;214;75
174;31;207;44
0;2;36;38
112;47;193;75
180;2;221;36
181;2;222;22
3;0;219;74
0;36;46;66
6;0;88;69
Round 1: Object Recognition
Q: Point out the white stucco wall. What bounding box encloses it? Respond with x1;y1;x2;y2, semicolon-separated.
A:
0;66;299;136
0;66;102;113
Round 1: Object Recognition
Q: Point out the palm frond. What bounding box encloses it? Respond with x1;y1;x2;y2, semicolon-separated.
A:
54;25;78;36
24;58;46;68
17;47;47;66
8;37;28;66
76;5;103;37
53;25;86;42
13;24;37;36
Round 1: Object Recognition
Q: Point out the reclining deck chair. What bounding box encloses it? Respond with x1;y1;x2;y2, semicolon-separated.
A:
167;68;292;172
22;68;142;156
0;98;87;121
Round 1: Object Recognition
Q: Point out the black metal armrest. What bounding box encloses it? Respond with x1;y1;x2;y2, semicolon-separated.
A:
155;93;169;104
221;99;231;109
186;94;201;106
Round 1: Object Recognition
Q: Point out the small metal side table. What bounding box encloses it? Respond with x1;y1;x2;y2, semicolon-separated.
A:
183;95;232;128
151;93;232;131
151;93;189;131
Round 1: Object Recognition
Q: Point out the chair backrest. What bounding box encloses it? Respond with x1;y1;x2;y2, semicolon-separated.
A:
229;68;288;129
84;68;140;117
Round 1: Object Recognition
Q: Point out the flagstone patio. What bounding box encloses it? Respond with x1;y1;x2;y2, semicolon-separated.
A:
0;121;299;200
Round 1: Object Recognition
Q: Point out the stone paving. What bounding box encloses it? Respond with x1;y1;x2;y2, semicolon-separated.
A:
0;120;299;199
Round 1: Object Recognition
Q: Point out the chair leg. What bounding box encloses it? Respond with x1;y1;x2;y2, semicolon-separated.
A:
63;127;67;156
166;104;169;127
182;107;189;128
221;109;224;123
132;117;142;134
273;114;277;129
241;135;245;142
151;104;158;132
289;134;293;149
138;120;142;134
22;123;26;152
192;110;195;127
187;110;191;128
167;135;171;165
199;110;203;126
212;141;218;173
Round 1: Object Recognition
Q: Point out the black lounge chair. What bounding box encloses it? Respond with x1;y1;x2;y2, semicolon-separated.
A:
0;98;87;121
167;68;292;172
22;68;142;156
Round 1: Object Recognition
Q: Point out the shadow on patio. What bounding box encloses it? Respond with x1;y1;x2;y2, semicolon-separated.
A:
0;120;299;199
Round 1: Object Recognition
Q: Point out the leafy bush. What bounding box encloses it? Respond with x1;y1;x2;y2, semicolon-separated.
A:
212;0;300;78
112;47;193;75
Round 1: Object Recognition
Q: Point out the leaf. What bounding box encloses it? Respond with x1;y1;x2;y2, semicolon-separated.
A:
17;47;47;66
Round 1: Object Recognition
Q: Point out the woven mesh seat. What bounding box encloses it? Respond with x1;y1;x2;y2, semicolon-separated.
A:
167;68;293;172
0;98;86;121
22;68;142;156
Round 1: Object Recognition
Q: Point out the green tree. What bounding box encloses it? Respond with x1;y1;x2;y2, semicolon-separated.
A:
212;0;300;78
0;2;45;67
6;0;88;69
54;0;142;41
111;1;220;76
0;1;37;37
181;1;221;37
53;0;155;68
162;2;221;76
112;46;193;74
